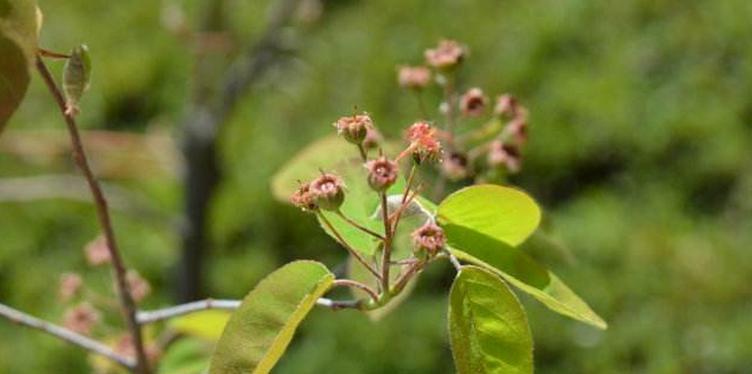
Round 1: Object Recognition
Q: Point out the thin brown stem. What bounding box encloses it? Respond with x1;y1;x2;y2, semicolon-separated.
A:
318;212;382;280
336;210;385;240
35;56;150;374
391;260;424;296
357;143;368;162
379;192;392;293
0;303;135;369
332;279;379;301
38;48;71;59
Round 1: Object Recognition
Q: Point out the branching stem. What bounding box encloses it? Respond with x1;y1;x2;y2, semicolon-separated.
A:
336;210;385;240
318;212;381;280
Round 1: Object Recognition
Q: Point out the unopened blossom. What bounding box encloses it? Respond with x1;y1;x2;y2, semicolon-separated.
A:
404;122;442;163
365;156;399;191
398;65;431;89
125;270;151;302
310;173;346;211
59;272;83;302
63;303;100;335
406;121;433;142
84;235;111;266
460;88;488;117
487;140;521;173
411;221;446;255
503;117;528;146
362;126;382;150
494;94;519;118
424;39;465;69
334;114;372;145
441;152;470;181
291;182;318;212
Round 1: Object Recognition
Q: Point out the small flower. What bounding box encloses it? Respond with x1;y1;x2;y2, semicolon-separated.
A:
365;156;399;191
494;94;519;118
411;221;446;256
398;65;431;89
441;152;470;181
125;270;151;303
59;272;83;302
405;122;442;163
63;303;100;335
406;121;434;142
84;235;111;266
459;88;488;117
291;182;318;212
425;39;465;69
310;173;346;211
487;140;521;173
503;117;528;146
362;126;382;150
334;113;373;145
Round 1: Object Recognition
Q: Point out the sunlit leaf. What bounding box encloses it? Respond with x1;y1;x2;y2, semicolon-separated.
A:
209;260;334;374
159;338;212;374
449;266;533;374
437;185;541;247
169;310;231;342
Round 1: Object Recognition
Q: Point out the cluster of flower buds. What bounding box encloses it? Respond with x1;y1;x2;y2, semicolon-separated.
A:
405;121;443;163
292;173;347;212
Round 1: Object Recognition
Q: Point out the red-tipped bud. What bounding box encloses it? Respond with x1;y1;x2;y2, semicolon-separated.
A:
460;87;487;117
441;152;470;181
424;39;465;70
398;65;431;89
334;113;372;144
291;182;318;212
362;126;382;150
59;273;83;302
365;156;399;192
310;173;346;211
63;303;100;335
405;122;443;163
411;221;446;256
487;140;522;173
494;94;520;118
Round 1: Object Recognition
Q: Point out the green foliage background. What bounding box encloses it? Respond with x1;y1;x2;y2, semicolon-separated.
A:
2;0;752;372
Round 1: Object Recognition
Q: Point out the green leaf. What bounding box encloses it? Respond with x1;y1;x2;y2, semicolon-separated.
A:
0;0;39;130
437;185;541;247
209;261;334;374
445;224;607;329
169;310;231;342
159;338;213;374
449;266;533;374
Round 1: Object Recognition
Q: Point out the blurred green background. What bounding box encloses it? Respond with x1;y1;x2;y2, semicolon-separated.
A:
2;0;752;372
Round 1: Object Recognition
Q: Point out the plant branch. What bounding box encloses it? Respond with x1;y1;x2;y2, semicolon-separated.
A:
336;210;385;240
332;279;379;301
35;56;150;374
379;192;392;293
0;303;135;370
317;212;382;280
137;299;241;324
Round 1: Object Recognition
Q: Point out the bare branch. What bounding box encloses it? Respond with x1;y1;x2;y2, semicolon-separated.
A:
332;279;379;302
35;56;150;374
0;303;135;369
137;299;240;324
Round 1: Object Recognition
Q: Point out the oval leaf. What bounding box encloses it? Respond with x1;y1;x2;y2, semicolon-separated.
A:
0;0;39;130
445;223;607;329
449;266;533;374
209;261;334;374
438;185;541;247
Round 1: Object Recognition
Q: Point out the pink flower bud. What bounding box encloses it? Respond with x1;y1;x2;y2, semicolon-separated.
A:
125;270;151;303
398;65;431;89
441;152;470;181
503;117;528;146
63;303;100;335
405;122;442;163
424;39;465;69
334;114;372;145
291;182;318;212
411;221;446;256
494;94;519;118
362;126;382;150
84;235;111;266
459;88;487;117
59;272;83;302
487;140;521;173
365;156;399;192
310;173;346;211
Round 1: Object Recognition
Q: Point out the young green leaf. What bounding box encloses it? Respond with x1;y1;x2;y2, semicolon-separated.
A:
449;266;533;374
437;184;541;247
169;310;231;342
62;44;91;116
0;0;39;131
209;261;334;374
444;224;607;329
